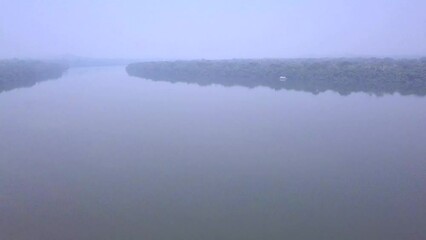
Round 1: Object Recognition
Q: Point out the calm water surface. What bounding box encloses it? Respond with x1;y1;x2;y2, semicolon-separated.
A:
1;67;425;240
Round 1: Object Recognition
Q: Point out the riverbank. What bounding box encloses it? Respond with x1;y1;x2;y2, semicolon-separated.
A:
0;60;68;93
127;58;426;96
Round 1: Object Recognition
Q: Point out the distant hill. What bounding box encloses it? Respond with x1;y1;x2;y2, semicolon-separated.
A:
50;55;143;68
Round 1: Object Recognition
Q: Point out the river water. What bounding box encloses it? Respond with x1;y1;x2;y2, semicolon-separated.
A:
1;67;425;240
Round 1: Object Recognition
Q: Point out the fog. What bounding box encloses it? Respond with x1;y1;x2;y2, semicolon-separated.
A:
1;0;426;59
2;2;426;239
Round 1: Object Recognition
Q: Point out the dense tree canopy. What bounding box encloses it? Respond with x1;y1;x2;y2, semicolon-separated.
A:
127;58;426;96
0;60;68;93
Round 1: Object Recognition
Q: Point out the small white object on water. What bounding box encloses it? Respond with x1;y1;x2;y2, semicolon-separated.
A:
279;76;287;82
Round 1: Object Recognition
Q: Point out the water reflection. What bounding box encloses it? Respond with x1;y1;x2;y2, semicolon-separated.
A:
126;73;426;96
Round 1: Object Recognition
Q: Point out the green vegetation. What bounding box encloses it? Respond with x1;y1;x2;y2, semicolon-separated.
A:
0;60;68;93
127;58;426;96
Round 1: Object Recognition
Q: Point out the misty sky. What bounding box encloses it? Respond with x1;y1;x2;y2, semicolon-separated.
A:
1;0;425;59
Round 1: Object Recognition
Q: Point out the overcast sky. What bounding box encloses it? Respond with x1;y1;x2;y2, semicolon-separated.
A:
1;0;425;59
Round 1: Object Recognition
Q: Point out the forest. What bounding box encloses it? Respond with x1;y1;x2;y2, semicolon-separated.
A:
0;60;68;93
127;58;426;96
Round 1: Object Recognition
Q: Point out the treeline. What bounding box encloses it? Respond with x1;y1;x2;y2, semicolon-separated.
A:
0;60;68;94
127;58;426;96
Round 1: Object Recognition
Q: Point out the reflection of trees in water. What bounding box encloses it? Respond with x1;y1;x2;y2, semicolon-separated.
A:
127;58;426;96
0;60;68;94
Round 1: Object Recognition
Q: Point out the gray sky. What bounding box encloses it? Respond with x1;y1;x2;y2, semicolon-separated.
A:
1;0;425;59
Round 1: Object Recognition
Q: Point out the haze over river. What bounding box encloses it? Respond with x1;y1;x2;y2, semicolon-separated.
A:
1;67;425;240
